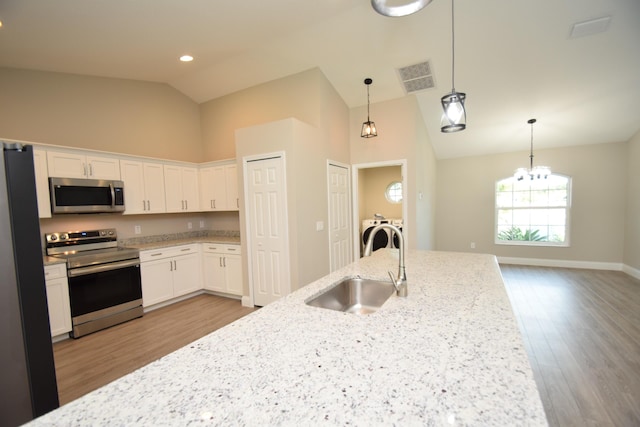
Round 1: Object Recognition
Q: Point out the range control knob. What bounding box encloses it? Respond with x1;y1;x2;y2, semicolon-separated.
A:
60;234;68;240
100;230;106;236
107;230;114;236
49;235;58;241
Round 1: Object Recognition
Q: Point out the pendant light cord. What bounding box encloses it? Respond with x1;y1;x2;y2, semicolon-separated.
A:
367;84;371;121
451;0;456;91
529;119;536;170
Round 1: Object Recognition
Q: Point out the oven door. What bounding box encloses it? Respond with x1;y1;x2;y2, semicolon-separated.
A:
67;259;142;321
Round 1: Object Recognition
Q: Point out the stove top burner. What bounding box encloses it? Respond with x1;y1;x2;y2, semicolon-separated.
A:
52;247;140;269
45;228;139;269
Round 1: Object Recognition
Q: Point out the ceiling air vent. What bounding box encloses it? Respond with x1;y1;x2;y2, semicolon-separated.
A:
398;61;435;94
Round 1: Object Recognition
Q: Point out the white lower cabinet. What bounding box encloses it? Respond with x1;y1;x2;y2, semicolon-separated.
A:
140;245;202;307
44;263;72;337
202;244;243;296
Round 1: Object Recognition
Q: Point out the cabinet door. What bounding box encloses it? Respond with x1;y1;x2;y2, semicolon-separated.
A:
47;151;87;178
181;167;199;212
173;252;202;297
141;258;174;307
211;166;228;210
225;164;239;211
45;277;72;336
202;251;226;292
225;255;243;296
199;167;215;211
86;155;120;180
33;148;52;218
163;165;183;213
120;160;145;214
143;162;166;213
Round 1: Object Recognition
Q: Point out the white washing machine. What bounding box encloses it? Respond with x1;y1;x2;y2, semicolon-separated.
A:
361;218;403;253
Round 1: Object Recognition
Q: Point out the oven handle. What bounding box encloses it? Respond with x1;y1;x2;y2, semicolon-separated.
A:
68;258;140;277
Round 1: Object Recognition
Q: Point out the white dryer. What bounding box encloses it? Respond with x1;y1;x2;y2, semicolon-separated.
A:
361;218;403;253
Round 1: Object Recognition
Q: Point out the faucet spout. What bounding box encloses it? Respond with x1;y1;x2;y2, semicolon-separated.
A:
363;223;407;297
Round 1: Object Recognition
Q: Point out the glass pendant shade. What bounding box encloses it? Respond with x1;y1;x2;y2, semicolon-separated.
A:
440;90;466;133
371;0;434;17
361;120;377;138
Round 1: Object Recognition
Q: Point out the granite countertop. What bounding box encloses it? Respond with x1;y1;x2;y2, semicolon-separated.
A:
124;235;240;251
30;249;547;426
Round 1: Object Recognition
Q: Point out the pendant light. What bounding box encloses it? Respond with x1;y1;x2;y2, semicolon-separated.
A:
440;0;466;133
361;78;378;138
514;119;551;181
371;0;433;17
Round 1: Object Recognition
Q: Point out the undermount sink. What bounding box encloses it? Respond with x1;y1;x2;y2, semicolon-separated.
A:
305;277;394;314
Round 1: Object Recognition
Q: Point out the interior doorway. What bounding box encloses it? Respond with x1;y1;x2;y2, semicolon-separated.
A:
351;160;408;258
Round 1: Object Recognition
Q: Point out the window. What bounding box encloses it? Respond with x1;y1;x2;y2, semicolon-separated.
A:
385;181;402;204
495;174;571;246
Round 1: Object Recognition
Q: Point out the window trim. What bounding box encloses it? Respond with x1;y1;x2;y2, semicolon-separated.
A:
494;173;572;247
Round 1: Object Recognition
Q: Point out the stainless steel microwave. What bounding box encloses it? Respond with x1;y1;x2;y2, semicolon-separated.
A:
49;177;125;214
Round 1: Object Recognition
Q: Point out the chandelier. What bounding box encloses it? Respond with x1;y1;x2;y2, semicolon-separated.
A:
514;119;551;181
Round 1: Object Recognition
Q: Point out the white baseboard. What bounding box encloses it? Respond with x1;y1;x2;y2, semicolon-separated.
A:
497;257;623;271
623;264;640;280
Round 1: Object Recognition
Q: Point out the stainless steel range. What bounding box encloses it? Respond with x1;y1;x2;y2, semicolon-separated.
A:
45;228;143;338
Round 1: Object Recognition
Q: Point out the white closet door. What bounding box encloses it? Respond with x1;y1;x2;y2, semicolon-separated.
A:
246;156;290;306
328;163;351;272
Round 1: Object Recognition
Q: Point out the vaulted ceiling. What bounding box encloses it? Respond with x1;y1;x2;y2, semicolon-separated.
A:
1;0;638;158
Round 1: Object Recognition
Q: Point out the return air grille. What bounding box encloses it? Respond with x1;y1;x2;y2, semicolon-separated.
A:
398;61;435;94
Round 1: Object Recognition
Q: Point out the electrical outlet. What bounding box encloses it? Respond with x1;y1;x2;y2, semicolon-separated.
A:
470;242;476;249
199;220;205;228
316;221;324;231
187;222;193;230
134;225;141;235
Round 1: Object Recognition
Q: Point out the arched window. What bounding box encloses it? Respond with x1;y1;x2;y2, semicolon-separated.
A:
495;174;571;246
385;181;403;204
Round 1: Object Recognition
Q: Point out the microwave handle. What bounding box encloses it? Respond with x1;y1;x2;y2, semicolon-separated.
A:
110;182;116;208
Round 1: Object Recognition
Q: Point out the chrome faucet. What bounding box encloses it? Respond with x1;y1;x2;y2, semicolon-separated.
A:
363;224;407;297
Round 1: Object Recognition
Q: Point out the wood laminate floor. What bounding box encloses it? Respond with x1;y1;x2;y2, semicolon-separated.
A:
501;265;640;427
53;268;640;426
53;294;256;405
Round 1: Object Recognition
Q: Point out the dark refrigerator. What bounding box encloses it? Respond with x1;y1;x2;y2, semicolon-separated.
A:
0;142;59;426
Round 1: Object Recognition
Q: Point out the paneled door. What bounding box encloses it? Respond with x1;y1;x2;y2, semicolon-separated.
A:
328;162;352;272
246;155;290;306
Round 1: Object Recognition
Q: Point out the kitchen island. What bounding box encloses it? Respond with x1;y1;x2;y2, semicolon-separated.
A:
30;250;547;426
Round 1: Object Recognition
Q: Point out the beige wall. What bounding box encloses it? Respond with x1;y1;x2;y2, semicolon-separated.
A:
625;130;640;270
199;67;350;163
0;68;203;162
361;166;402;220
350;96;437;250
236;118;329;296
436;142;628;264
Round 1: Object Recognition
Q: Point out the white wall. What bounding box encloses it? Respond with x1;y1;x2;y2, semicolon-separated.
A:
624;130;640;272
436;142;628;265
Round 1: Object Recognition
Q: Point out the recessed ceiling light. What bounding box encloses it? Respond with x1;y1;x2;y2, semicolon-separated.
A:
179;55;194;62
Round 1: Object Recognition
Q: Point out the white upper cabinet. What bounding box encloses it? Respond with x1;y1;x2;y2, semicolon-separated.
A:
120;159;166;214
47;150;121;180
164;165;199;213
199;164;239;211
32;147;52;218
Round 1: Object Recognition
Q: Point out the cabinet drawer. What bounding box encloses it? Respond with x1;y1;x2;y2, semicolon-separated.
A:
44;263;67;280
202;243;241;255
140;244;199;262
